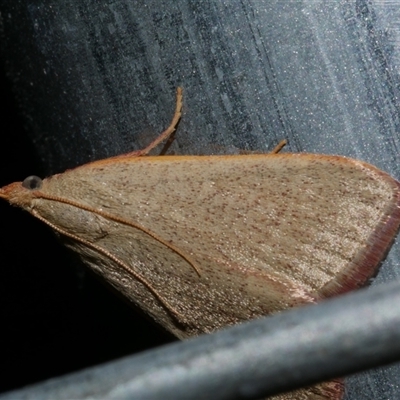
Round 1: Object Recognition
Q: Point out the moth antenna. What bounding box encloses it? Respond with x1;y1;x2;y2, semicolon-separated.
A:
31;209;188;323
136;87;183;156
33;192;201;277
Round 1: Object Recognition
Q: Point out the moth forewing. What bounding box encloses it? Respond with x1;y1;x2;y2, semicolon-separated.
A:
2;153;399;341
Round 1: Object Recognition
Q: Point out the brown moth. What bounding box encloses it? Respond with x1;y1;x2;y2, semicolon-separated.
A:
1;88;400;399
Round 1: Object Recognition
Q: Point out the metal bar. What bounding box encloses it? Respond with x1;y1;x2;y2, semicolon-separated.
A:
2;280;400;399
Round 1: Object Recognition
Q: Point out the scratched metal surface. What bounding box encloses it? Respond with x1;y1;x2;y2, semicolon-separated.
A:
0;1;400;398
1;282;400;400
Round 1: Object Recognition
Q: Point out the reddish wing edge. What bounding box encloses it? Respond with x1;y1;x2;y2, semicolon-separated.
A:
319;176;400;299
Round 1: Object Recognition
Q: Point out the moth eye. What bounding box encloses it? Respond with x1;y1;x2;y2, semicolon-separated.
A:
22;175;43;190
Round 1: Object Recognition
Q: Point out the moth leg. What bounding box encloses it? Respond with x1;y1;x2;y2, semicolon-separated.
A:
122;87;183;158
237;139;287;155
269;139;287;154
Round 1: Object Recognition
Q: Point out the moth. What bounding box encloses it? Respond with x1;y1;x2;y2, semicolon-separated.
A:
1;88;399;399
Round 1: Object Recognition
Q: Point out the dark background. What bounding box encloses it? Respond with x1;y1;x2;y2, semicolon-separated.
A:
0;2;400;399
0;71;173;393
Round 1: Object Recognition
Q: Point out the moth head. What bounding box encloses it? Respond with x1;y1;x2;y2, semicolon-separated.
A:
0;175;43;210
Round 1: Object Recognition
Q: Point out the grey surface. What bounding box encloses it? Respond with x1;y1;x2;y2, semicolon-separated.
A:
2;281;400;400
0;0;400;398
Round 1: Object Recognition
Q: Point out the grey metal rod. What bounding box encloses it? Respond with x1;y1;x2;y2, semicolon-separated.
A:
2;280;400;400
